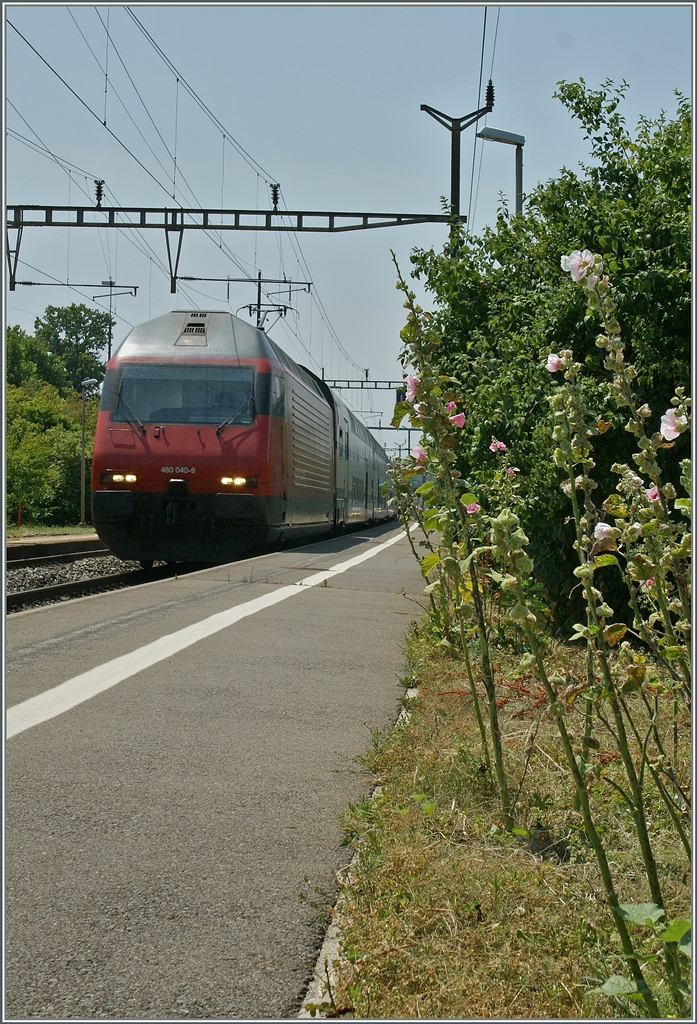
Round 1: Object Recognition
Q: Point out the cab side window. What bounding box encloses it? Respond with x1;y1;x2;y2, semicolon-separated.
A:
271;375;286;417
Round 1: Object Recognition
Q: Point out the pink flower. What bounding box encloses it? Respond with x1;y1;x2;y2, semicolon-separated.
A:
411;443;427;464
450;412;466;428
466;503;481;514
660;409;687;441
594;522;614;540
646;486;660;502
489;440;507;453
507;467;519;477
546;353;563;372
413;402;426;419
641;578;655;592
405;375;420;402
560;249;594;282
446;401;457;413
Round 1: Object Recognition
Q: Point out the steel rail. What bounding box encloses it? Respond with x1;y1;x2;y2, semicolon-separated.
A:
7;549;111;570
6;564;185;612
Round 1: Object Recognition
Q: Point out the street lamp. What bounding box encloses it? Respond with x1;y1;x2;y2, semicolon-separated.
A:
81;378;98;526
476;126;526;215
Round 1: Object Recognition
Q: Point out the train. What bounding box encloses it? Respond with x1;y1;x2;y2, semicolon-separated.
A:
91;309;394;565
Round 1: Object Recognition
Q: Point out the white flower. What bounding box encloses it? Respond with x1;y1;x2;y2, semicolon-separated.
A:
660;408;687;441
560;249;594;282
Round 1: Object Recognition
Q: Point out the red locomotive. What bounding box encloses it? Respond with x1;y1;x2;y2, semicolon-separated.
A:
91;309;393;565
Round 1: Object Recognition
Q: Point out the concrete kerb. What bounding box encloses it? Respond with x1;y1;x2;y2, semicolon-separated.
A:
297;686;420;1019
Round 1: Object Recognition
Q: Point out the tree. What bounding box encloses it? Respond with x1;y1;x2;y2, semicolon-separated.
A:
405;80;690;625
33;304;112;392
6;382;99;525
6;324;71;394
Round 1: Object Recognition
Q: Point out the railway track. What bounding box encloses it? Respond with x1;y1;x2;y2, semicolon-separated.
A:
7;548;111;570
6;539;208;613
6;563;183;613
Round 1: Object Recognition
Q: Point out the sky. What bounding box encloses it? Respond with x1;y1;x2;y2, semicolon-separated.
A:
3;2;693;451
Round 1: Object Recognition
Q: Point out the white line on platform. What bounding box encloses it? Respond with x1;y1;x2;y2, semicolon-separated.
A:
7;527;414;740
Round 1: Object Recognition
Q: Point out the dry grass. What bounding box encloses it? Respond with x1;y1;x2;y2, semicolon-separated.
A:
327;624;691;1020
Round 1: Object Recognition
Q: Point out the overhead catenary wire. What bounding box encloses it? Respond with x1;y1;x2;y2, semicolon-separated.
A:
470;7;502;233
124;6;275;185
7;18;180;202
120;8;368;378
8;11;375;395
466;6;489;233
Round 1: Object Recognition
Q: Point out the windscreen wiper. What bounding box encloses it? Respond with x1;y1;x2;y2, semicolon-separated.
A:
115;381;146;436
216;392;255;436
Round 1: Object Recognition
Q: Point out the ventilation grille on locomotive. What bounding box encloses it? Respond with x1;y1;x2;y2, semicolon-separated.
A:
176;311;209;346
291;391;332;491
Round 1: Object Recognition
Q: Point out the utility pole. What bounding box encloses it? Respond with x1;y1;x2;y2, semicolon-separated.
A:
91;280;139;359
421;80;495;221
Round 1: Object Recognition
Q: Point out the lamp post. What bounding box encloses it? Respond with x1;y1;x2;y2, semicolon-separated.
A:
81;378;98;525
475;126;526;215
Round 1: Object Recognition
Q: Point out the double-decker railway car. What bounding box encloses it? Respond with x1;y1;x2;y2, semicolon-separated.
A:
91;310;392;565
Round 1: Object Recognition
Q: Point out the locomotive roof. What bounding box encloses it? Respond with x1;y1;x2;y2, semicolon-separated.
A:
113;310;275;362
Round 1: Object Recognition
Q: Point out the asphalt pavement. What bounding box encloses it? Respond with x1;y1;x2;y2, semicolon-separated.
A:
5;522;424;1020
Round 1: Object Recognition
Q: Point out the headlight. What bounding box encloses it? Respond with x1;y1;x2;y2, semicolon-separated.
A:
221;475;256;486
101;472;137;484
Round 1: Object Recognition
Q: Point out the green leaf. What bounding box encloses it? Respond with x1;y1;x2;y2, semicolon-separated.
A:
511;826;529;836
419;552;440;577
460;492;478;506
414;480;434;495
662;646;685;662
594;553;619;568
391;400;411;428
617;902;665;926
679;930;692;958
590;975;639;997
422;509;441;531
656;919;691;945
603;494;629;517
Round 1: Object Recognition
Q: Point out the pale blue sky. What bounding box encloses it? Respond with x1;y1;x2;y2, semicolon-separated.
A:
3;2;693;440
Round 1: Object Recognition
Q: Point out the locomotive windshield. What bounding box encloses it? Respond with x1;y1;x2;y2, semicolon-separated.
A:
112;363;255;425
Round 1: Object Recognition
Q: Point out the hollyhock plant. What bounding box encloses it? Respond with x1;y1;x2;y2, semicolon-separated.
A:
466;502;481;514
660;408;687;440
446;401;457;413
405;375;420;402
410;443;427;464
594;522;615;541
546;353;563;373
646;486;660;502
489;440;507;453
450;412;466;428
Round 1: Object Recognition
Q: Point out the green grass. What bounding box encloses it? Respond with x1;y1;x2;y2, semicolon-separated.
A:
322;624;691;1019
6;524;98;539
